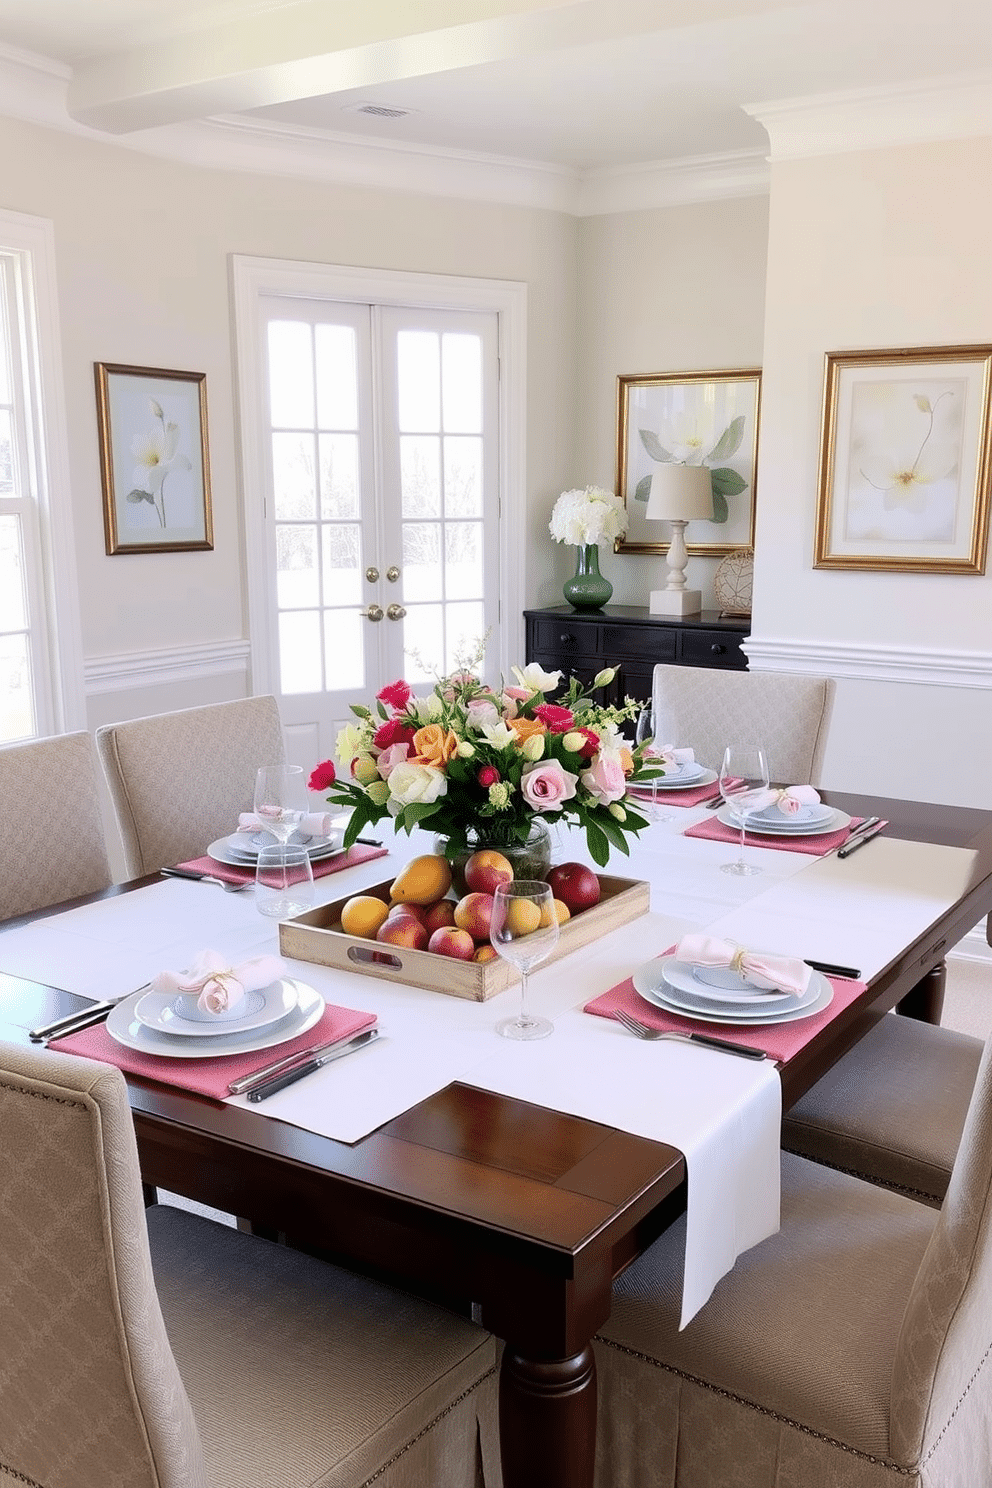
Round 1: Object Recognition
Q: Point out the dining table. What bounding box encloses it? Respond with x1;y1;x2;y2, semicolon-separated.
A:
3;785;992;1488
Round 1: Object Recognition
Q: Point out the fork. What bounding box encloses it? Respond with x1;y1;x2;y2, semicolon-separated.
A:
613;1008;771;1061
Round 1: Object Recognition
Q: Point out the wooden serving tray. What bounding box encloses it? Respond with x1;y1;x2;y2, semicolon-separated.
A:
279;874;650;1002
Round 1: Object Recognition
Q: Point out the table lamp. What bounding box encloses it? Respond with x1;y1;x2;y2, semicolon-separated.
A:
644;465;713;616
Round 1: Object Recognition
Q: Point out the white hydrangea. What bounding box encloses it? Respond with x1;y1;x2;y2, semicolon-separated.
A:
549;486;629;547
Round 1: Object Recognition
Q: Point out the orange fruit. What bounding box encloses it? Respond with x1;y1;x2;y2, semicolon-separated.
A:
541;898;571;927
340;895;391;939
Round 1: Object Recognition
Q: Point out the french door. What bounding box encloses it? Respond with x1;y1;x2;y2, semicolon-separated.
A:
256;294;500;766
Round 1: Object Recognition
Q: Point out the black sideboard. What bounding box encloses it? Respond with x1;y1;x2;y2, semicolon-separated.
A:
524;605;749;706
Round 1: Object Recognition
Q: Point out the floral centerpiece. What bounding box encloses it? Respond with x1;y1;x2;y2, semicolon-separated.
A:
309;662;663;868
549;485;628;610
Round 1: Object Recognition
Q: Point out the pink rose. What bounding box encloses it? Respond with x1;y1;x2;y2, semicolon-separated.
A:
519;759;579;813
532;704;574;733
580;752;627;805
376;742;410;780
503;686;531;702
377;679;412;711
465;697;501;730
373;717;416;749
308;759;336;791
477;764;501;787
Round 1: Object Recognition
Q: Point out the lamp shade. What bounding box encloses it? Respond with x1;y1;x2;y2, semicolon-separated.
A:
644;465;713;522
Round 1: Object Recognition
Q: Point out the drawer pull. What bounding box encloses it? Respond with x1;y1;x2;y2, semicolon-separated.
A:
710;643;726;654
559;633;576;644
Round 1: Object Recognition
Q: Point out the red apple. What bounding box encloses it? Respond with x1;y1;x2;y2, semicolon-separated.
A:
428;926;476;960
546;862;600;913
464;848;514;895
453;891;496;942
423;898;458;934
376;912;429;951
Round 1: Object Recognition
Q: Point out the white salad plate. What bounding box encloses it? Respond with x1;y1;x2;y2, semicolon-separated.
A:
629;766;717;794
661;959;807;1007
749;801;834;827
208;835;344;868
106;979;325;1058
716;805;851;837
633;958;832;1025
133;980;299;1037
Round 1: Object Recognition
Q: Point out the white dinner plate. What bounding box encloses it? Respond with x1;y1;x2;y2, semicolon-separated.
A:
133;979;299;1037
628;766;717;794
661;958;809;1007
633;958;833;1025
715;804;851;837
207;835;345;868
106;979;324;1058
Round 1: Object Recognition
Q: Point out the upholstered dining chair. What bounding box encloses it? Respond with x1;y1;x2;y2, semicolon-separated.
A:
0;1039;498;1488
591;1032;992;1488
0;731;112;919
650;663;833;783
96;695;286;877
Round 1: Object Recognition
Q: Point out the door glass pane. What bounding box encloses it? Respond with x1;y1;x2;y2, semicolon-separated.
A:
279;610;322;694
445;521;483;600
400;435;441;518
319;433;360;519
0;513;26;628
441;334;482;433
315;324;358;429
0;409;13;493
321;524;361;605
272;433;317;519
403;603;443;682
268;321;314;428
324;610;364;691
444;436;482;517
0;632;33;743
445;601;485;672
402;522;442;601
275;525;318;608
397;330;440;432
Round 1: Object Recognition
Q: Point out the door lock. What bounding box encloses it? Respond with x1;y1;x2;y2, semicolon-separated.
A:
386;565;401;583
364;604;384;622
386;603;407;621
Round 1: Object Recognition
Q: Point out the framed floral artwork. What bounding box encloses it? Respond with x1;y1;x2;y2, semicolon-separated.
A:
614;368;761;556
814;345;992;573
95;362;213;554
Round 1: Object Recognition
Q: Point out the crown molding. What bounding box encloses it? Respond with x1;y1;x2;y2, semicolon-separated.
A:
745;635;992;688
745;70;992;161
575;148;769;216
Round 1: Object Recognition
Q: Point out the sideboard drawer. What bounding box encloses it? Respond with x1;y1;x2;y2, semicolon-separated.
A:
531;617;602;658
602;623;677;664
679;629;748;669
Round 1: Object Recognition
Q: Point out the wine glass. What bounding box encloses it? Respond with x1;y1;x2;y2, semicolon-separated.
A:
718;744;770;876
490;880;560;1041
255;843;315;919
254;764;307;846
634;704;673;823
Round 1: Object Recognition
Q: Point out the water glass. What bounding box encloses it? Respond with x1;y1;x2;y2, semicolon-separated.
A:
634;704;673;823
255;843;315;919
490;880;559;1041
718;744;770;876
254;764;307;845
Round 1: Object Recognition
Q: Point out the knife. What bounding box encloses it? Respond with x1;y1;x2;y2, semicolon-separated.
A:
837;821;886;859
228;1025;379;1094
245;1027;380;1102
29;986;149;1043
161;866;230;884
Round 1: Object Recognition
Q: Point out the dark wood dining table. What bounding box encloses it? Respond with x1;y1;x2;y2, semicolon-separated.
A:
3;788;992;1488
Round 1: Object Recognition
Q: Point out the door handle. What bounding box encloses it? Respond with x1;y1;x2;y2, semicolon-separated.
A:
386;603;406;621
364;604;384;622
386;565;401;582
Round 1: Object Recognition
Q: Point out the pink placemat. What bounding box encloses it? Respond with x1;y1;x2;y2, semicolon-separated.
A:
629;779;722;808
50;1002;377;1100
584;956;865;1064
178;841;388;884
683;815;873;857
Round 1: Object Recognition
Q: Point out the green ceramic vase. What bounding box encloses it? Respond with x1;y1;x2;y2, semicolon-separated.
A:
562;543;612;611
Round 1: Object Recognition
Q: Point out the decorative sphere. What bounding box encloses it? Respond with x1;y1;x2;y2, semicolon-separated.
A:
713;548;754;616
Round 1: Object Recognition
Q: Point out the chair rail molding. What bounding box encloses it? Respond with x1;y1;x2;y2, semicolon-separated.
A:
744;636;992;689
84;639;250;696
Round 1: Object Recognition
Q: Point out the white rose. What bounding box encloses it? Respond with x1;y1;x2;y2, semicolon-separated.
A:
511;662;562;694
386;762;448;816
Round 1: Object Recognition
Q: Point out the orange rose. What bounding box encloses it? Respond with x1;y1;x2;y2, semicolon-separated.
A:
508;716;547;746
410;724;459;768
619;745;634;776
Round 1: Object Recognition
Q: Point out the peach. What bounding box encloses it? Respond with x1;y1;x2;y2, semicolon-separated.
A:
427;926;476;960
464;849;514;895
376;913;429;951
422;898;458;934
388;900;427;925
472;945;498;964
453;891;496;942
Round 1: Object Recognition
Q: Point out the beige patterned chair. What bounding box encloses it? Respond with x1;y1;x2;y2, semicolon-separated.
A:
592;1033;992;1488
0;731;112;919
0;1039;498;1488
650;664;833;783
96;696;286;877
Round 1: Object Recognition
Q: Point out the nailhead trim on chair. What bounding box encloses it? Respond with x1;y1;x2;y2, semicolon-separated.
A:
594;1337;917;1476
359;1364;498;1487
921;1337;992;1468
0;1464;45;1486
779;1147;943;1206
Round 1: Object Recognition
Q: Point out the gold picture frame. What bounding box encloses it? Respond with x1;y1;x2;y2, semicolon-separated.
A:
614;368;761;556
814;344;992;573
96;362;213;555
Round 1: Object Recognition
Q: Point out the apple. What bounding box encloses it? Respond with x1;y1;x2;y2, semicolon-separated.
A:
453;891;496;942
376;912;429;951
546;862;600;913
428;926;476;960
464;848;514;895
388;900;427;925
423;898;458;934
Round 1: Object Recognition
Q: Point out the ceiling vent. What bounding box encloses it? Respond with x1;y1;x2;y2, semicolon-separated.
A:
341;103;416;120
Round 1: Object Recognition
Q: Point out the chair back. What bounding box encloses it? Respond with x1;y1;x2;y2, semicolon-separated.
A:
96;696;285;877
891;1034;992;1465
651;664;833;783
0;1040;206;1488
0;731;112;919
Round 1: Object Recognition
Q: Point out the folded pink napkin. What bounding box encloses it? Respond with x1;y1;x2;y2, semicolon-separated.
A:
765;785;821;817
238;811;338;838
649;745;695;768
674;933;811;996
151;949;286;1015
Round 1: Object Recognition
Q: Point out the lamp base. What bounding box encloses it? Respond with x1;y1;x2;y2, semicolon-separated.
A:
650;587;702;617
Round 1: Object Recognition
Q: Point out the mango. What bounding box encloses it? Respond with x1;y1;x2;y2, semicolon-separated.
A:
389;854;453;906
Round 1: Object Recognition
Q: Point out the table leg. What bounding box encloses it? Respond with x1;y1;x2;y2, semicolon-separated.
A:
499;1346;596;1488
897;961;946;1024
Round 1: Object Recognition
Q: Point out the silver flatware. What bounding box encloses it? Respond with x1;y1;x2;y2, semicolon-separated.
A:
160;867;251;892
30;985;149;1043
614;1008;771;1061
837;821;886;859
244;1027;380;1102
827;815;881;856
228;1025;378;1094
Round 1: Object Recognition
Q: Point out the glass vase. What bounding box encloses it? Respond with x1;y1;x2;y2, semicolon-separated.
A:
435;819;553;897
562;543;613;611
